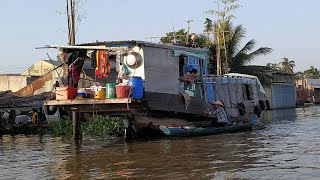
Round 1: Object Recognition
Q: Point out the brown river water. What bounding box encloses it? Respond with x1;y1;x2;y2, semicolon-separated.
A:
1;107;320;180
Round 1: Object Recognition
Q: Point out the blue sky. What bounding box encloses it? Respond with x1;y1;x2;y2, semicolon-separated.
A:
0;0;319;73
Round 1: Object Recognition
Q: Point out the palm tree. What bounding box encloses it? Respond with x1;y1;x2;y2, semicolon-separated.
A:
225;23;272;72
280;57;295;73
208;21;273;84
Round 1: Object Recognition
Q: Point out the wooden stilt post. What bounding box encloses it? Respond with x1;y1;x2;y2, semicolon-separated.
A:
72;108;81;140
9;110;16;126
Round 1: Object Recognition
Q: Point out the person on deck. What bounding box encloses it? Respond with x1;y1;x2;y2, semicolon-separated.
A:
179;68;198;90
209;100;231;127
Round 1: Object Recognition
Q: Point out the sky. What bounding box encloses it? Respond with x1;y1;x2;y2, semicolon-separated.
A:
0;0;319;74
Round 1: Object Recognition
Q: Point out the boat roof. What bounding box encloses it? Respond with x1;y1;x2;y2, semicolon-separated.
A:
40;40;207;54
224;73;266;95
224;73;259;80
79;40;207;53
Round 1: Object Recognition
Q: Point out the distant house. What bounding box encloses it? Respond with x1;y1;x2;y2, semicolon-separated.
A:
264;71;296;109
0;74;38;92
0;60;63;93
296;78;320;103
21;59;62;76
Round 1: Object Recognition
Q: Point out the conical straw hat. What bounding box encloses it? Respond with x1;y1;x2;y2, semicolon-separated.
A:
212;100;224;107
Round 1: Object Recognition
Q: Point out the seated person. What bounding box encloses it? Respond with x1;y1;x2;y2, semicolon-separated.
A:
179;68;198;90
208;100;231;127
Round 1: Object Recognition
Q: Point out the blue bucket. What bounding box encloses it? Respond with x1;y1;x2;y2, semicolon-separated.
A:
128;77;143;99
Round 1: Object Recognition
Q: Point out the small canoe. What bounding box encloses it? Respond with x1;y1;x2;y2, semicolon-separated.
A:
159;116;257;137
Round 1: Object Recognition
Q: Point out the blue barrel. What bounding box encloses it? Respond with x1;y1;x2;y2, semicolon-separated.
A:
128;77;143;99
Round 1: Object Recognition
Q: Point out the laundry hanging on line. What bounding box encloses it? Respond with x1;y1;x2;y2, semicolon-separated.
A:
94;50;110;78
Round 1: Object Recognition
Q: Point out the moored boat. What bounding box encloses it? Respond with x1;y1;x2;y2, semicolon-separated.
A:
38;41;267;139
159;116;257;137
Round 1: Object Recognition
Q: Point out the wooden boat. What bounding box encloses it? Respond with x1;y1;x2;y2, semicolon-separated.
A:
159;116;257;137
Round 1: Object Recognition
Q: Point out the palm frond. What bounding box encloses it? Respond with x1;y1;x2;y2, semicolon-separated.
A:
237;39;256;54
227;24;245;57
245;47;273;62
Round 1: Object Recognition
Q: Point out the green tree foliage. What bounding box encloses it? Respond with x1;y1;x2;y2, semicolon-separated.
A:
206;0;240;23
204;18;213;34
295;71;304;80
303;66;320;78
206;0;240;74
279;57;295;73
206;21;273;84
160;29;188;45
266;63;280;70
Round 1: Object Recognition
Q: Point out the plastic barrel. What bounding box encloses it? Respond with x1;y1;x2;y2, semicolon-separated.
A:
105;83;116;98
128;77;143;99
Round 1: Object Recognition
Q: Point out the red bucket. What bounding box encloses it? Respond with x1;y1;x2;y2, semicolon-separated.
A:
115;85;131;98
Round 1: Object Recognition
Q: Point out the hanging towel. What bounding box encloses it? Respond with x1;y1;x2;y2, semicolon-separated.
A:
101;51;110;77
95;50;102;78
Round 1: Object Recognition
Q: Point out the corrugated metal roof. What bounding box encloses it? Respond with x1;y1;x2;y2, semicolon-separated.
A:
307;79;320;85
40;40;207;54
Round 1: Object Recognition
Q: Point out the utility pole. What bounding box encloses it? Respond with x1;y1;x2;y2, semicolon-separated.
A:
70;0;76;45
66;0;71;45
66;0;76;45
186;20;193;45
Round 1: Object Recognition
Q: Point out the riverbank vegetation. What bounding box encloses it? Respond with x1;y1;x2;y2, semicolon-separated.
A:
40;115;124;137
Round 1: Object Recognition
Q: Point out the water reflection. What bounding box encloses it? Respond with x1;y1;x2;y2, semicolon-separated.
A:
262;108;297;123
1;107;320;179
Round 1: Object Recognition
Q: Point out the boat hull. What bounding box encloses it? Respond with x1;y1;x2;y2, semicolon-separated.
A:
159;117;256;137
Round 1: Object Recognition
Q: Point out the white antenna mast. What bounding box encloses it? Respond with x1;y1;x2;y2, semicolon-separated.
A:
170;16;176;43
186;19;193;45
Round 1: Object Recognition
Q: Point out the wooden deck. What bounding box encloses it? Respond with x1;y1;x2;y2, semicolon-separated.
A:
44;98;131;106
43;98;147;113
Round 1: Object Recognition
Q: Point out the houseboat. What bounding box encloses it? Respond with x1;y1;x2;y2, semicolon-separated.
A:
42;41;266;138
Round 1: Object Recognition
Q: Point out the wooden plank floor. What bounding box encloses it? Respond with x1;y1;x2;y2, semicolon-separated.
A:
44;98;131;106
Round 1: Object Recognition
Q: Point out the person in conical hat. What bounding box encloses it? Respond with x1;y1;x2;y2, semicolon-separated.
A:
212;100;224;107
209;100;231;127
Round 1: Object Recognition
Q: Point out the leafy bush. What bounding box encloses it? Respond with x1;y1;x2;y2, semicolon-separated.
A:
40;115;124;137
41;116;73;136
82;116;124;136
